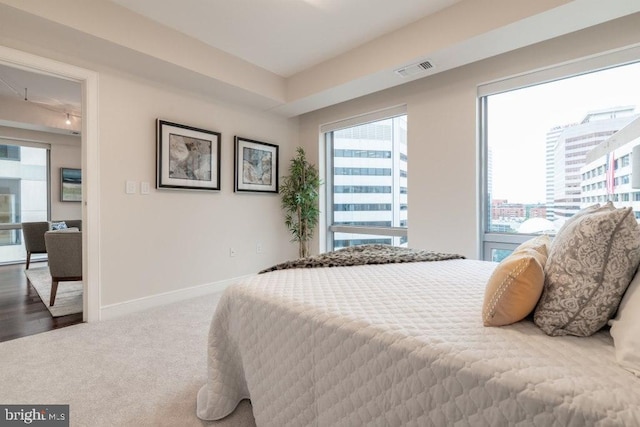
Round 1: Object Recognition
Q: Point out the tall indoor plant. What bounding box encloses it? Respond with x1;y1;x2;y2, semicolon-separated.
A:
280;147;321;258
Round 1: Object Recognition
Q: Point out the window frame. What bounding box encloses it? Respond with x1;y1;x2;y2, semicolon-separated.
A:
0;139;51;262
322;105;408;252
478;45;640;260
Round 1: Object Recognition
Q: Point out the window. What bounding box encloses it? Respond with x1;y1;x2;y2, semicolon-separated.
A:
335;203;392;211
0;178;21;246
480;52;640;260
323;108;407;251
334;237;392;249
334;185;392;193
334;149;391;158
335;221;392;227
334;167;392;176
0;145;20;161
0;142;50;264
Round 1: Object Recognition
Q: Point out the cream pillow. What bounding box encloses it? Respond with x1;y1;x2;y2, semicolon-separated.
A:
610;268;640;376
483;238;548;327
534;205;640;336
513;234;550;255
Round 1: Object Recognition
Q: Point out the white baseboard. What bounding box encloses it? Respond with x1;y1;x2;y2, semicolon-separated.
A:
99;274;254;321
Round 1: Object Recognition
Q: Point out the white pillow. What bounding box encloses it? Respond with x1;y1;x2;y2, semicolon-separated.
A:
610;268;640;376
49;221;68;231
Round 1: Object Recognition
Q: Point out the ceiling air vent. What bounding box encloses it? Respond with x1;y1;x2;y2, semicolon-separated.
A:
394;60;434;78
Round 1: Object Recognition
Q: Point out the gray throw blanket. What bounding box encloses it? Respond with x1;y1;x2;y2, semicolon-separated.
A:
259;244;465;273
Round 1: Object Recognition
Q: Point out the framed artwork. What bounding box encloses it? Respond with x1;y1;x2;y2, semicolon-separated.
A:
234;136;279;193
60;167;82;202
156;119;221;191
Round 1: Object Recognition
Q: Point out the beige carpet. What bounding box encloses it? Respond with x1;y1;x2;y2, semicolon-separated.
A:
25;267;83;317
0;292;256;427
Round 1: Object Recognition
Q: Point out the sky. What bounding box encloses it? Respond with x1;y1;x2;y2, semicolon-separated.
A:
488;61;640;204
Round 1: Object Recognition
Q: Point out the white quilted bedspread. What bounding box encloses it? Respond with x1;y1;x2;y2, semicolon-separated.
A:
196;260;640;426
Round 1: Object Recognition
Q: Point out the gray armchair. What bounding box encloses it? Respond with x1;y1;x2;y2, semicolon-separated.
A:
21;221;50;269
21;220;82;269
44;230;83;306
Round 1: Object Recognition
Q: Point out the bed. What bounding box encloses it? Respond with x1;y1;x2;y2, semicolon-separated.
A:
196;256;640;426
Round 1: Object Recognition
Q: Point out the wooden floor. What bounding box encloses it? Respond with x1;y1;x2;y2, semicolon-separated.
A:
0;262;83;343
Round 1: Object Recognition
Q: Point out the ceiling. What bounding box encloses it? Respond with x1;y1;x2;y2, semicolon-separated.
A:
0;0;461;132
109;0;462;77
0;63;81;116
0;0;639;128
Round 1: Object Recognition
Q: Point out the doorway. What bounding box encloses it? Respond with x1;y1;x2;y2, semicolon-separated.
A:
0;45;100;324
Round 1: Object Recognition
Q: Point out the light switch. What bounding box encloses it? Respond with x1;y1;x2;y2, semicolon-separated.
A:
126;180;137;194
140;182;150;195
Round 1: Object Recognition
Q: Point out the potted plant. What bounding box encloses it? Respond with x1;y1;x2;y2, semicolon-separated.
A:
280;147;321;258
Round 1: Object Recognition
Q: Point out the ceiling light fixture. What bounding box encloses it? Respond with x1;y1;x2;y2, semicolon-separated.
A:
65;113;71;125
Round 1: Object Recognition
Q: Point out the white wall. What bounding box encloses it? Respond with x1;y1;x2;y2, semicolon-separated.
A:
97;72;298;306
50;141;81;220
0;55;299;312
299;13;640;259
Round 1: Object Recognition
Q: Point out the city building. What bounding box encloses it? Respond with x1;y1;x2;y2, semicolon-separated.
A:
491;199;525;219
331;117;408;248
545;125;568;220
548;106;638;221
490;199;547;233
580;115;640;217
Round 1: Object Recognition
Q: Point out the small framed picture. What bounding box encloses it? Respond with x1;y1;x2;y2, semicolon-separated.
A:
234;137;279;193
60;168;82;202
157;120;221;191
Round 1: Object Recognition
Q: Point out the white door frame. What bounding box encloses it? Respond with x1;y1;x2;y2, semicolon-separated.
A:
0;45;101;322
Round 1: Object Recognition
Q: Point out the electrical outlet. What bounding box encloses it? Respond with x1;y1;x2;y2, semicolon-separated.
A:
229;247;237;257
256;243;263;254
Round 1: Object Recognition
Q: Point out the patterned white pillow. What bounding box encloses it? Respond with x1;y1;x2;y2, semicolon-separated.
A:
534;205;640;336
553;203;604;238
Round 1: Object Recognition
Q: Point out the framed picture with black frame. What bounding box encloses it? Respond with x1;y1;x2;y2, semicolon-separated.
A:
234;136;279;193
60;167;82;202
156;119;221;191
